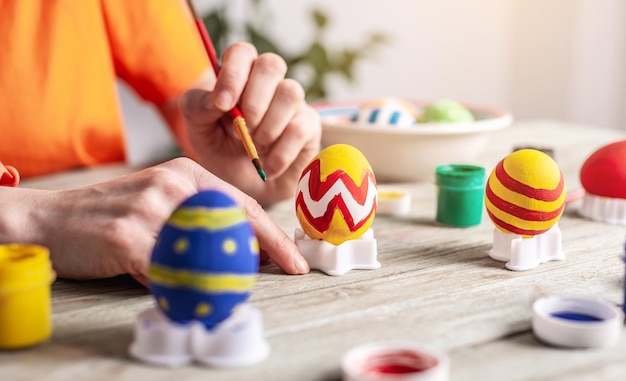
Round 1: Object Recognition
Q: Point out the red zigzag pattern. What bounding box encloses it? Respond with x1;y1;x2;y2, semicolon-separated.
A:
295;159;377;233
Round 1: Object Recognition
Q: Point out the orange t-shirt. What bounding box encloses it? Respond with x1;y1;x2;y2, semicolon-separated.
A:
0;0;208;178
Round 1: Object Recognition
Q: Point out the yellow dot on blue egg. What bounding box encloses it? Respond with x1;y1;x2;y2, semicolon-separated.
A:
173;237;190;254
222;238;237;255
158;297;169;311
249;237;259;255
195;302;213;317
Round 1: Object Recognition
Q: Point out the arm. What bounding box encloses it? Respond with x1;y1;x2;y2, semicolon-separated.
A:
0;158;310;286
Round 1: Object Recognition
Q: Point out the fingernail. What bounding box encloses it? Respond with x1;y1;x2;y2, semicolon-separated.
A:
202;93;213;110
294;254;310;274
214;91;234;111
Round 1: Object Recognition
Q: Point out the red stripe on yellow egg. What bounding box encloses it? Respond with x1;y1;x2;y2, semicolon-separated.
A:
495;160;564;202
485;183;565;222
486;172;566;212
485;196;564;236
485;208;550;236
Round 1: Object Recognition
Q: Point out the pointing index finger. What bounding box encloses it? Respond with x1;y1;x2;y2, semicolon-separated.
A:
213;42;258;111
186;160;310;275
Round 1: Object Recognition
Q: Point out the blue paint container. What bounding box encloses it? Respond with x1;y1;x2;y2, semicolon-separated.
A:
532;296;623;348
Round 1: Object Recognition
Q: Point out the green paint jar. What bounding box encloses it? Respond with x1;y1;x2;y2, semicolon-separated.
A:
435;164;486;227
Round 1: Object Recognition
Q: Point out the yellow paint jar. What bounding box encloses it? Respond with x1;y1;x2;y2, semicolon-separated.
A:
0;244;55;349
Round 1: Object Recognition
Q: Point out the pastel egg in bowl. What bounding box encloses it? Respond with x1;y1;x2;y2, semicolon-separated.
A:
316;99;513;182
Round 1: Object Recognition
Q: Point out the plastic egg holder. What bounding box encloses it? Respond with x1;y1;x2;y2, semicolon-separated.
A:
294;228;379;276
130;304;268;367
294;144;380;276
129;190;269;367
580;194;626;225
485;149;566;271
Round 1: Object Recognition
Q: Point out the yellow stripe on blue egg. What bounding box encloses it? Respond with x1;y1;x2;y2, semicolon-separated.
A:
167;207;247;232
149;263;256;292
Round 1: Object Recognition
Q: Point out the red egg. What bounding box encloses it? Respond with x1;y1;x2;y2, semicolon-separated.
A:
580;140;626;199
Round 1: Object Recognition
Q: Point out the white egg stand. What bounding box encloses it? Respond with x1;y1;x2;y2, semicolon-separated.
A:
579;193;626;225
295;228;380;276
488;224;564;271
129;303;269;368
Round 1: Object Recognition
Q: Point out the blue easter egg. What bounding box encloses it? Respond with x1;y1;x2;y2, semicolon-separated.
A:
353;98;418;128
149;190;259;330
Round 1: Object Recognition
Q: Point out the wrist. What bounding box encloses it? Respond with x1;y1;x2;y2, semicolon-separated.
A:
0;187;46;245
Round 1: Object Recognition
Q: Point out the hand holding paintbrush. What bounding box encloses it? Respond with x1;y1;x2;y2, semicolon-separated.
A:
185;0;266;182
179;1;322;207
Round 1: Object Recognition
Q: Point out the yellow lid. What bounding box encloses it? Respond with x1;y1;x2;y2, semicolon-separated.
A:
0;244;55;293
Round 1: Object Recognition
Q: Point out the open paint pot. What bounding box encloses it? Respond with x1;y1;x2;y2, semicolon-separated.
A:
342;341;449;381
377;187;411;217
0;244;56;349
532;296;623;348
435;164;485;227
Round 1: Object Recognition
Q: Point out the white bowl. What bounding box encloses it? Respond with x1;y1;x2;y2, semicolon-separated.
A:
316;100;512;183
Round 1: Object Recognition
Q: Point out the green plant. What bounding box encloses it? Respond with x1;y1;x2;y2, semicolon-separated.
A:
203;0;389;100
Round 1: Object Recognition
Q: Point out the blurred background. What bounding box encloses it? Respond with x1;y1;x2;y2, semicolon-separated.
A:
121;0;625;166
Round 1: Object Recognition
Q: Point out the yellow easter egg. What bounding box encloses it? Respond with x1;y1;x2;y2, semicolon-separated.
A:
485;149;566;237
295;144;378;245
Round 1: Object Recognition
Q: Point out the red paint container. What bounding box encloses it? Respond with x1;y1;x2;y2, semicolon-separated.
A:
342;342;449;381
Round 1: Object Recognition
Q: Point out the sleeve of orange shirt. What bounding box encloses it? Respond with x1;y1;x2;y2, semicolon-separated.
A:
101;0;209;106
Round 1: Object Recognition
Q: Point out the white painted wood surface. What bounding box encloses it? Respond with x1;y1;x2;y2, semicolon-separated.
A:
2;121;626;380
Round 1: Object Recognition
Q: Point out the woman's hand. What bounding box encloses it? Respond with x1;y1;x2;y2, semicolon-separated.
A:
0;158;310;286
179;42;321;206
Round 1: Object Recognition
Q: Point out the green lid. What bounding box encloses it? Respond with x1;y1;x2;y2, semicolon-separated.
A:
436;164;485;189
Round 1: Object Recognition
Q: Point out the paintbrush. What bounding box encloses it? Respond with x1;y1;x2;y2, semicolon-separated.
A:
185;0;266;182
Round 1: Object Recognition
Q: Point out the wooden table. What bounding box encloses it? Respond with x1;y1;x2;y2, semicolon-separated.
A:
2;121;626;381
